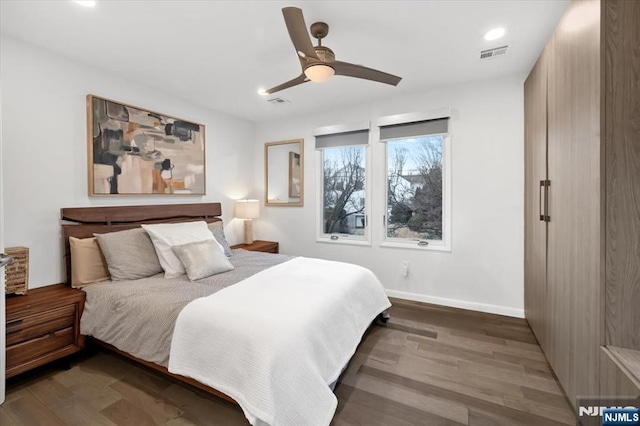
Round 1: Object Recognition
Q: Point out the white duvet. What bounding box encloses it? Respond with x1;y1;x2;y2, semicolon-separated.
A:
168;257;391;426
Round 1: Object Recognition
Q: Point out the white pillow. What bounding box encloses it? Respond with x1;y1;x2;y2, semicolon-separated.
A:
141;221;224;278
172;240;235;281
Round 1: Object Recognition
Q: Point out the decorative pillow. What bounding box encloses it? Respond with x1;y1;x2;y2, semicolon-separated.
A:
69;237;110;288
172;240;235;281
208;221;232;257
94;228;163;280
141;221;224;278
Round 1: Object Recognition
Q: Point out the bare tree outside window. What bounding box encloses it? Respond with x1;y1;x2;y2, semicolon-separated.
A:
322;146;366;235
387;136;443;240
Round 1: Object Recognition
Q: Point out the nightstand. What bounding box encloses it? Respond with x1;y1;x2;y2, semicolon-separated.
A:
5;284;85;378
231;240;279;254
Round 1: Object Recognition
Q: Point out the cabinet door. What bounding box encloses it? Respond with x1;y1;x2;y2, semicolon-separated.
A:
546;0;602;407
524;48;549;351
603;0;640;352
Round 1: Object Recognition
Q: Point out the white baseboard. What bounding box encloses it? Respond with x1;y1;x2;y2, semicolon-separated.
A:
385;289;525;319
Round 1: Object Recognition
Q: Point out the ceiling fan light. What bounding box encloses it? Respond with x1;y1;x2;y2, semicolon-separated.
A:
304;64;335;83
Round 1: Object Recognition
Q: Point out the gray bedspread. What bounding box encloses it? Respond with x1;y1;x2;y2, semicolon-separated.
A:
80;249;292;367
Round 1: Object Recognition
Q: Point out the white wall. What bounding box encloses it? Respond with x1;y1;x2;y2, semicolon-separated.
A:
0;37;257;289
254;76;525;317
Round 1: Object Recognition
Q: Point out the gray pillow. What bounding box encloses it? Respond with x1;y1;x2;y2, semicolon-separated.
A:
172;240;235;281
208;222;232;257
94;228;163;280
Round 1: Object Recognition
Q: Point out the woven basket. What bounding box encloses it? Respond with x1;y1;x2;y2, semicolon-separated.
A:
5;246;29;295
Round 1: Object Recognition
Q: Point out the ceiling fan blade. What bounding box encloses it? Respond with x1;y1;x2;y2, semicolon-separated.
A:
332;61;402;86
282;7;318;60
264;73;309;95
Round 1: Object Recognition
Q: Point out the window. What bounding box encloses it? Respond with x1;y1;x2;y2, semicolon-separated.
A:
322;146;366;236
380;117;450;249
315;125;370;243
387;136;444;240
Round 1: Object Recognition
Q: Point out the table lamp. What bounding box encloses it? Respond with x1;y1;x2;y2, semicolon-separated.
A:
235;199;260;244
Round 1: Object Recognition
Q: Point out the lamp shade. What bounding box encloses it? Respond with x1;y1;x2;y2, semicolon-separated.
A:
304;64;335;83
235;199;260;219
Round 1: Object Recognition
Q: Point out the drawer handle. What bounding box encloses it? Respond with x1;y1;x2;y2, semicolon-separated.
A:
7;319;23;327
53;328;73;337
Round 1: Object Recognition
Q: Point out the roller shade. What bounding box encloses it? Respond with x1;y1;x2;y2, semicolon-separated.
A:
315;129;369;149
379;117;449;141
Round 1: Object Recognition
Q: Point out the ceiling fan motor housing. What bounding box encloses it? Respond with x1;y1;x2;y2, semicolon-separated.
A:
314;46;335;63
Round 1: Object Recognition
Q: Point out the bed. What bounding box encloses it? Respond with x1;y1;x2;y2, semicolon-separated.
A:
61;203;391;426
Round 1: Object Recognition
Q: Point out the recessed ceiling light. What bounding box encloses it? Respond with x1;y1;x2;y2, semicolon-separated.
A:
258;89;268;96
73;1;96;7
484;27;506;41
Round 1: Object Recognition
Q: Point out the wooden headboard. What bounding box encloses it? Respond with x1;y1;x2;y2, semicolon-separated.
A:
61;203;222;285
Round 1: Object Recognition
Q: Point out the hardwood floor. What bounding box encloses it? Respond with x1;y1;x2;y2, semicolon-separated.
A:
1;298;576;425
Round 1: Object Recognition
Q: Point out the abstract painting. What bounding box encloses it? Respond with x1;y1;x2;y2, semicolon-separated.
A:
87;95;205;195
288;151;301;198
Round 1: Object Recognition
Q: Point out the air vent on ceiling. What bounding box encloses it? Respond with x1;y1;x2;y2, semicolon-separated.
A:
266;97;291;105
480;45;508;60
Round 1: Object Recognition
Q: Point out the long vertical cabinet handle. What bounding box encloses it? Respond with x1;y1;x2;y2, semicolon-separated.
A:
544;180;550;222
539;180;545;221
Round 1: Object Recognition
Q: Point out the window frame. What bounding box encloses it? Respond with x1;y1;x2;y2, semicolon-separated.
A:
315;139;372;246
378;114;452;252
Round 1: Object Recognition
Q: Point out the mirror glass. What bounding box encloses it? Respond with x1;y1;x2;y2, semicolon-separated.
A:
265;139;303;207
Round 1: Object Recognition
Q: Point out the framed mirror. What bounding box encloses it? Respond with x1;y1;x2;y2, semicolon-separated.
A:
264;139;304;207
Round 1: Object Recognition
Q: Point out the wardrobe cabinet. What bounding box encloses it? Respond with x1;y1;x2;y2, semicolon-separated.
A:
524;0;639;416
523;45;549;353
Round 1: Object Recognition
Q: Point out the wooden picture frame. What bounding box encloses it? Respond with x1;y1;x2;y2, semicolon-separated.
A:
87;95;206;196
264;138;304;207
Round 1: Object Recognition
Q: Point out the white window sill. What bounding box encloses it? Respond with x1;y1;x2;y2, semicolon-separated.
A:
316;237;371;247
379;241;451;252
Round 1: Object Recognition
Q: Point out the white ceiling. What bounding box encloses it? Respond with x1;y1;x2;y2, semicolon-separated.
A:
0;0;568;123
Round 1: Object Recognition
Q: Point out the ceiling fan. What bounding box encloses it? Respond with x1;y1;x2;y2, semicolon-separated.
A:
262;7;402;95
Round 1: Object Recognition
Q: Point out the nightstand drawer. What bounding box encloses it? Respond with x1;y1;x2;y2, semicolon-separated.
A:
6;326;75;369
6;305;76;346
253;247;277;253
231;240;279;254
